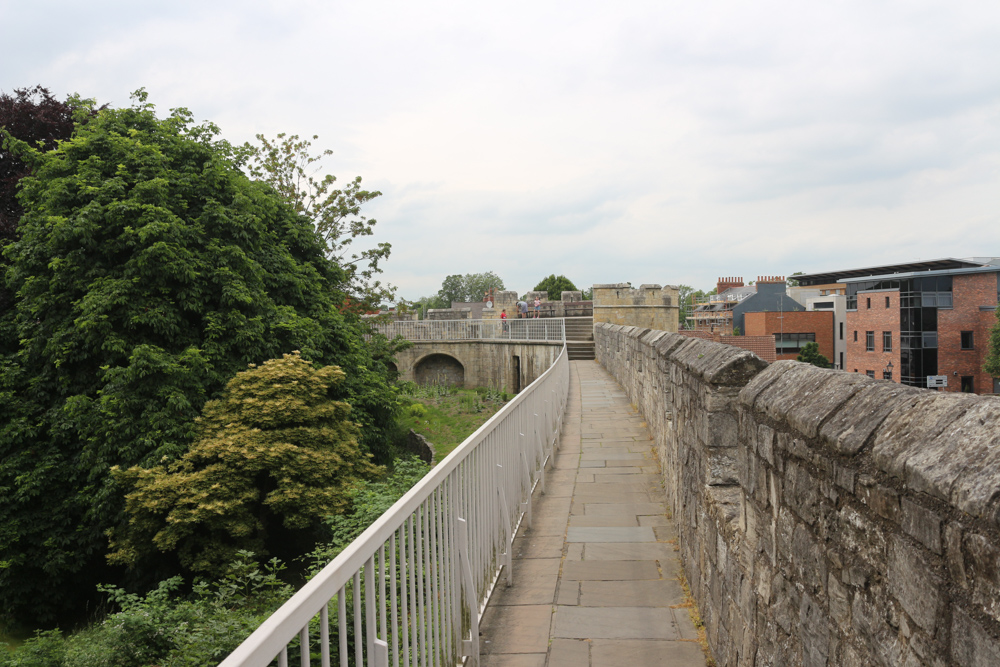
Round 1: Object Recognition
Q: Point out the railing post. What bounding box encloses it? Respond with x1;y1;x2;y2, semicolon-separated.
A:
519;448;532;528
374;639;389;667
497;464;513;587
456;517;480;666
534;411;546;494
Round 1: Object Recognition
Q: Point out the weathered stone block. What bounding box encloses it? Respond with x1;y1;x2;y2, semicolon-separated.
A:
828;572;852;632
799;592;831;667
871;392;978;482
951;607;1000;667
900;497;942;554
888;535;944;634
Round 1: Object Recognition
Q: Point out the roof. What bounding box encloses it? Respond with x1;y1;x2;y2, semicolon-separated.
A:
839;264;1000;284
794;258;991;286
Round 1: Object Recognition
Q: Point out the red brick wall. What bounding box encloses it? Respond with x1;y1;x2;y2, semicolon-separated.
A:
845;289;901;380
744;311;834;362
677;330;777;362
938;273;998;394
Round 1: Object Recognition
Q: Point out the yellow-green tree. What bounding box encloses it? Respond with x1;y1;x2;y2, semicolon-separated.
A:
110;352;381;574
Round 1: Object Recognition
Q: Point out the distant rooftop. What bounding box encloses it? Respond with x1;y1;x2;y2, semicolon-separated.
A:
794;258;998;287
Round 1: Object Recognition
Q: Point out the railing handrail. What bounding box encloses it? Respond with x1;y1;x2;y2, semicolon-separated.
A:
220;345;569;667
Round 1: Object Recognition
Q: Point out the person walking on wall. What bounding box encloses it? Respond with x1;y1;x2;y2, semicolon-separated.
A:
533;296;541;318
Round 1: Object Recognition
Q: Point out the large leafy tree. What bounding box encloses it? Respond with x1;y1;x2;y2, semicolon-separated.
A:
109;352;380;575
533;274;577;301
247;133;393;310
0;92;397;623
0;86;98;320
437;271;505;304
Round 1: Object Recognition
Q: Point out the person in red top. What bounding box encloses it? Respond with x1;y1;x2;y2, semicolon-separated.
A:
500;308;508;333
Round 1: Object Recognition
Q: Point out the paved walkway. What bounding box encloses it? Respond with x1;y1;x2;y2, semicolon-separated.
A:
480;361;707;667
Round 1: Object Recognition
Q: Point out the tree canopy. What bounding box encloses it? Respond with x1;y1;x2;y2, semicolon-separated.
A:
437;271;505;305
0;92;398;623
246;133;393;310
109;352;380;575
796;342;831;368
0;86;99;319
533;274;577;301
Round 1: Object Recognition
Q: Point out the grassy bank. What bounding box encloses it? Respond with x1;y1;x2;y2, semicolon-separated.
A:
398;384;510;460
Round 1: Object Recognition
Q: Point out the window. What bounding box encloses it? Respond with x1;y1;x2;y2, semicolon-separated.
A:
885;296;890;308
840;352;844;369
814;301;834;309
867;297;871;309
774;332;816;355
866;370;875;378
866;331;875;351
883;370;892;380
854;330;858;342
961;331;974;350
839;322;844;340
883;331;892;352
961;376;974;393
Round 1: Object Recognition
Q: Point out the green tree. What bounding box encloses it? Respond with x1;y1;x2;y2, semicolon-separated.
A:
533;274;577;301
982;310;1000;378
109;352;380;574
796;342;831;368
0;91;398;623
787;271;805;287
246;133;393;310
436;272;505;304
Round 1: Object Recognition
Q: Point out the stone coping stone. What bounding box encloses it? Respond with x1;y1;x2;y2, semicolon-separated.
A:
818;381;924;455
874;396;1000;522
667;335;769;386
872;392;980;480
747;361;872;440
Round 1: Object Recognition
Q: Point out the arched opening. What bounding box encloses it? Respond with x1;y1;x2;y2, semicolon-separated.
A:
385;361;399;380
414;354;465;387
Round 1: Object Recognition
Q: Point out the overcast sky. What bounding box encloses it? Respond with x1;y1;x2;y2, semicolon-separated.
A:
5;0;999;300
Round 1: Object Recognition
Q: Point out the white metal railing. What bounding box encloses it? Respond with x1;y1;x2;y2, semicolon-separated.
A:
219;345;570;667
371;318;566;343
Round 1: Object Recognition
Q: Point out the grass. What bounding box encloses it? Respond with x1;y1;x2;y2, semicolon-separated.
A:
398;384;510;461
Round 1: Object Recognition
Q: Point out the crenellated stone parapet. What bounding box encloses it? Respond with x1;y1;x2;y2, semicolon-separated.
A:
592;283;680;331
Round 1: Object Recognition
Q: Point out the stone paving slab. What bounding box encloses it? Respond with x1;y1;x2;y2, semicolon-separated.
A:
565;526;656;542
552;606;680;639
591;639;707;666
480;603;552;654
580;579;686;606
583;542;680;561
561;559;661;581
477;361;707;667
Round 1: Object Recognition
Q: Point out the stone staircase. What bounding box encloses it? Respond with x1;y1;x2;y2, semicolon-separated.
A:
564;316;595;360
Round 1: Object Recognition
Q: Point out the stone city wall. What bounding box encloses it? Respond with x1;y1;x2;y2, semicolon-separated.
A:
595;322;1000;667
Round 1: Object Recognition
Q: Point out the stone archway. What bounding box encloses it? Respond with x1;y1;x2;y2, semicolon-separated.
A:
414;353;465;387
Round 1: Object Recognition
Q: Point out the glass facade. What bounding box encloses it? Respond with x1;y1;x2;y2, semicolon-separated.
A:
846;275;954;389
774;332;815;355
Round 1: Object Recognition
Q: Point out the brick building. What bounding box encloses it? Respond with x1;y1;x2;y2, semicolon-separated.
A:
822;258;1000;393
744;310;835;362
